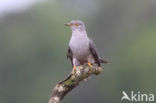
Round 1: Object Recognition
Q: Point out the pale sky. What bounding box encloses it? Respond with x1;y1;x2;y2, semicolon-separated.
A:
0;0;44;15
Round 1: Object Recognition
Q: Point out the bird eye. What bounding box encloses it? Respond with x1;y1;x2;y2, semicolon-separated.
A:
74;23;79;26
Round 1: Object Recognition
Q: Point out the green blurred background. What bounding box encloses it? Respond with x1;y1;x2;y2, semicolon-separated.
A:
0;0;156;103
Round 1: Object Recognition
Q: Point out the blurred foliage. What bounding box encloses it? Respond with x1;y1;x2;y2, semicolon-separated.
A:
0;0;156;103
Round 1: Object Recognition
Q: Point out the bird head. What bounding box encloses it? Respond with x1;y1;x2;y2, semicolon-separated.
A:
65;20;86;31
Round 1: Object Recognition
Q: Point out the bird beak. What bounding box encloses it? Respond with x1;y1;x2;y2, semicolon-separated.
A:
65;23;71;27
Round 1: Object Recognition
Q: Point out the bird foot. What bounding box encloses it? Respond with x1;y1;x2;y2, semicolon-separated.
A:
87;62;93;68
73;66;77;71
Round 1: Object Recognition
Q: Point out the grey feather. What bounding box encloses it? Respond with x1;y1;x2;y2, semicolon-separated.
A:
67;46;73;66
89;38;101;66
66;20;108;67
89;38;108;64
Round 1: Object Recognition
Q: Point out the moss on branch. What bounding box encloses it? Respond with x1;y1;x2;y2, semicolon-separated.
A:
48;64;102;103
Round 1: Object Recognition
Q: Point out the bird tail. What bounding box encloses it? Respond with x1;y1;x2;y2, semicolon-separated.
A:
99;57;108;64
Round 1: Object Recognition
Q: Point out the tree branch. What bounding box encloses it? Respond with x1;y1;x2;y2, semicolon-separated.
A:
48;64;102;103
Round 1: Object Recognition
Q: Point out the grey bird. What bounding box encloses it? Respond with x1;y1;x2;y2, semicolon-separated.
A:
65;20;108;70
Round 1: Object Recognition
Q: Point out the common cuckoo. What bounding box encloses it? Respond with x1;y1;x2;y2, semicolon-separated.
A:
65;20;108;70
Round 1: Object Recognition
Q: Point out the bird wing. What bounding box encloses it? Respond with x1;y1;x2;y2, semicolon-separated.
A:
67;46;73;66
89;38;108;66
89;38;101;66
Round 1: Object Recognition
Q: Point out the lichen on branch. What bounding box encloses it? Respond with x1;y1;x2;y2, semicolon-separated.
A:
48;64;102;103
